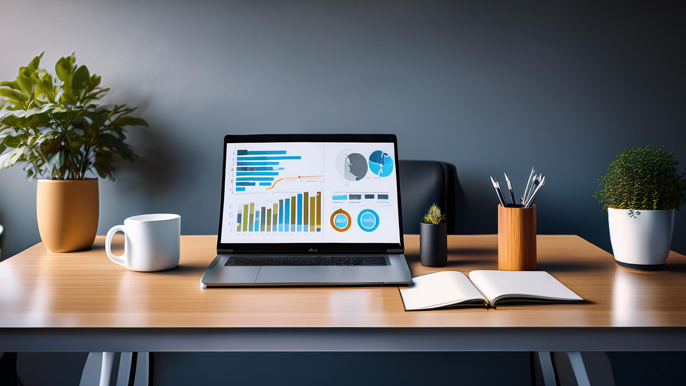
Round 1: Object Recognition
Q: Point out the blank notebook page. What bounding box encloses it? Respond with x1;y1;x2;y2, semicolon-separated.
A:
468;270;583;305
399;271;486;311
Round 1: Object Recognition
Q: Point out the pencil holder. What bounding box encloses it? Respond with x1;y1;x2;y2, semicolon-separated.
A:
498;204;537;271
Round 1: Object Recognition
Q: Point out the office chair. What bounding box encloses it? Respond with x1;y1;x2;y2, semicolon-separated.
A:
398;160;463;234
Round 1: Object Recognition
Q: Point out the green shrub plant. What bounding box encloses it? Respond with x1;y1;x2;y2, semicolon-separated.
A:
594;146;686;217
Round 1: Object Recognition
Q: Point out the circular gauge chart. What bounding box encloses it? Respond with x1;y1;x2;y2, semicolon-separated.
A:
336;150;368;181
330;209;351;232
368;150;394;177
357;209;380;232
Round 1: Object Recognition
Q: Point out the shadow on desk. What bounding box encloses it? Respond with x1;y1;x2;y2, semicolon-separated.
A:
150;264;207;277
536;261;605;273
663;261;686;273
447;247;498;256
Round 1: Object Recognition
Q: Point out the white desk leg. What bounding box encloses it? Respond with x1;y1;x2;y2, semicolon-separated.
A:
537;351;558;386
567;351;591;386
100;352;115;386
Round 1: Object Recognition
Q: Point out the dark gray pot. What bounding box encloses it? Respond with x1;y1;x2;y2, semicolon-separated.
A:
420;222;448;267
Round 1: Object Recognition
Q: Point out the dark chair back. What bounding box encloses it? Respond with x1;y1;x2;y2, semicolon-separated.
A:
398;160;463;234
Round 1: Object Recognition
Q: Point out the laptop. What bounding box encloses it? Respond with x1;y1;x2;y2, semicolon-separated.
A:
200;134;413;287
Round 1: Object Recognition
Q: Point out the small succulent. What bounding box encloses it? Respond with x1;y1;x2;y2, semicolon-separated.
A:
421;203;447;224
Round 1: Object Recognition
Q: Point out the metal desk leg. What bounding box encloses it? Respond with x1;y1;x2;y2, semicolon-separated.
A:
567;351;591;386
121;352;149;386
100;352;116;386
116;353;134;386
81;352;149;386
135;353;151;386
81;352;104;386
80;352;117;386
537;351;558;386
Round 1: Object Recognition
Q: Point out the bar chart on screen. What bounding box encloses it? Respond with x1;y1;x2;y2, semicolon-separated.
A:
235;191;322;234
234;148;323;193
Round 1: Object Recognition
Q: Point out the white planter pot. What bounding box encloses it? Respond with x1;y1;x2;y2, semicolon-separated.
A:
608;208;675;270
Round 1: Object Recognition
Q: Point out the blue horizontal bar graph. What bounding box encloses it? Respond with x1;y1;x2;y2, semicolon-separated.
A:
237;162;280;166
237;167;274;171
236;177;275;181
237;150;288;155
237;156;302;161
332;195;347;200
236;187;245;191
234;149;299;193
236;172;279;176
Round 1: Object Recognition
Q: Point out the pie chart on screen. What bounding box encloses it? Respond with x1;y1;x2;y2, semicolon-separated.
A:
368;150;394;177
337;150;368;181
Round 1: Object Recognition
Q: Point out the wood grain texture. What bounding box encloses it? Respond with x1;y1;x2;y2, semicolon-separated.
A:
1;235;685;328
498;204;537;270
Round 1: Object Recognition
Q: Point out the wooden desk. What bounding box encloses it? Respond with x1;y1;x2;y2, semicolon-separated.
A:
1;235;685;352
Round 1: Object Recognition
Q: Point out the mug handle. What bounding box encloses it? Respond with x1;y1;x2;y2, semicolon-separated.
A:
106;225;127;267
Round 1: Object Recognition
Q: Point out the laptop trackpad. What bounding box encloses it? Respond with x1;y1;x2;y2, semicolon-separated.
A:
255;266;343;284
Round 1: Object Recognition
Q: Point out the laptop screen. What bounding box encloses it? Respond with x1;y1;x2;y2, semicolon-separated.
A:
219;139;402;247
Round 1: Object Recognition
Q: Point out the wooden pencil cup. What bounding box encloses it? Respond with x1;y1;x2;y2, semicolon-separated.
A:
498;204;537;271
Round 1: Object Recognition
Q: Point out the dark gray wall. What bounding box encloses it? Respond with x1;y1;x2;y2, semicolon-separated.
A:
2;2;685;386
1;0;684;259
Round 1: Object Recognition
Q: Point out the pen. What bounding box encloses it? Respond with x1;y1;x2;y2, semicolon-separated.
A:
496;181;509;207
524;176;545;208
490;176;507;207
527;178;540;206
504;173;516;205
522;167;535;204
524;173;541;206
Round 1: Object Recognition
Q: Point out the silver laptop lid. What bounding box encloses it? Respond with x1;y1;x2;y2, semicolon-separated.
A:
216;134;404;254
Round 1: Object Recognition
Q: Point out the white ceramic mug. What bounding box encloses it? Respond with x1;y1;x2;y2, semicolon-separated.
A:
105;214;180;272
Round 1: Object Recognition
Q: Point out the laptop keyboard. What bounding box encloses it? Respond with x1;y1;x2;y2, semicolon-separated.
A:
225;255;390;266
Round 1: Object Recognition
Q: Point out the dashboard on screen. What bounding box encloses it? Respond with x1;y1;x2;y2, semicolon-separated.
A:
220;142;401;244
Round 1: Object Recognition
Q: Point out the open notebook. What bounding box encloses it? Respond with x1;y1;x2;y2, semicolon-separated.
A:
399;270;583;311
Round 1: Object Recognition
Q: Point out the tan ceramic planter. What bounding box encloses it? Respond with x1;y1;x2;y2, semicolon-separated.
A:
36;179;99;253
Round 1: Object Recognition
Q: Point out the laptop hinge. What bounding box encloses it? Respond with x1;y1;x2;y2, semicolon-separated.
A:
217;248;233;254
387;248;403;254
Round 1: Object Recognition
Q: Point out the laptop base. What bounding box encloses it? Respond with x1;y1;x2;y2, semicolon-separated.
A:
201;254;412;287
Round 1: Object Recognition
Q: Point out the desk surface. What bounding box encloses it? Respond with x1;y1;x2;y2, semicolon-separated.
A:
1;235;685;329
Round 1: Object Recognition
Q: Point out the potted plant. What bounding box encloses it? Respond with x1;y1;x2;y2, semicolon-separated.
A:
419;203;448;267
0;53;147;253
595;146;686;270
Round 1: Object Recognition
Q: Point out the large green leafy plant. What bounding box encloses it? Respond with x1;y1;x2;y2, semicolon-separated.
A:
594;146;686;216
0;53;147;180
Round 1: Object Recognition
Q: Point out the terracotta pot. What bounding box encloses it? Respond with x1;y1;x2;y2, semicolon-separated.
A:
36;179;99;253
